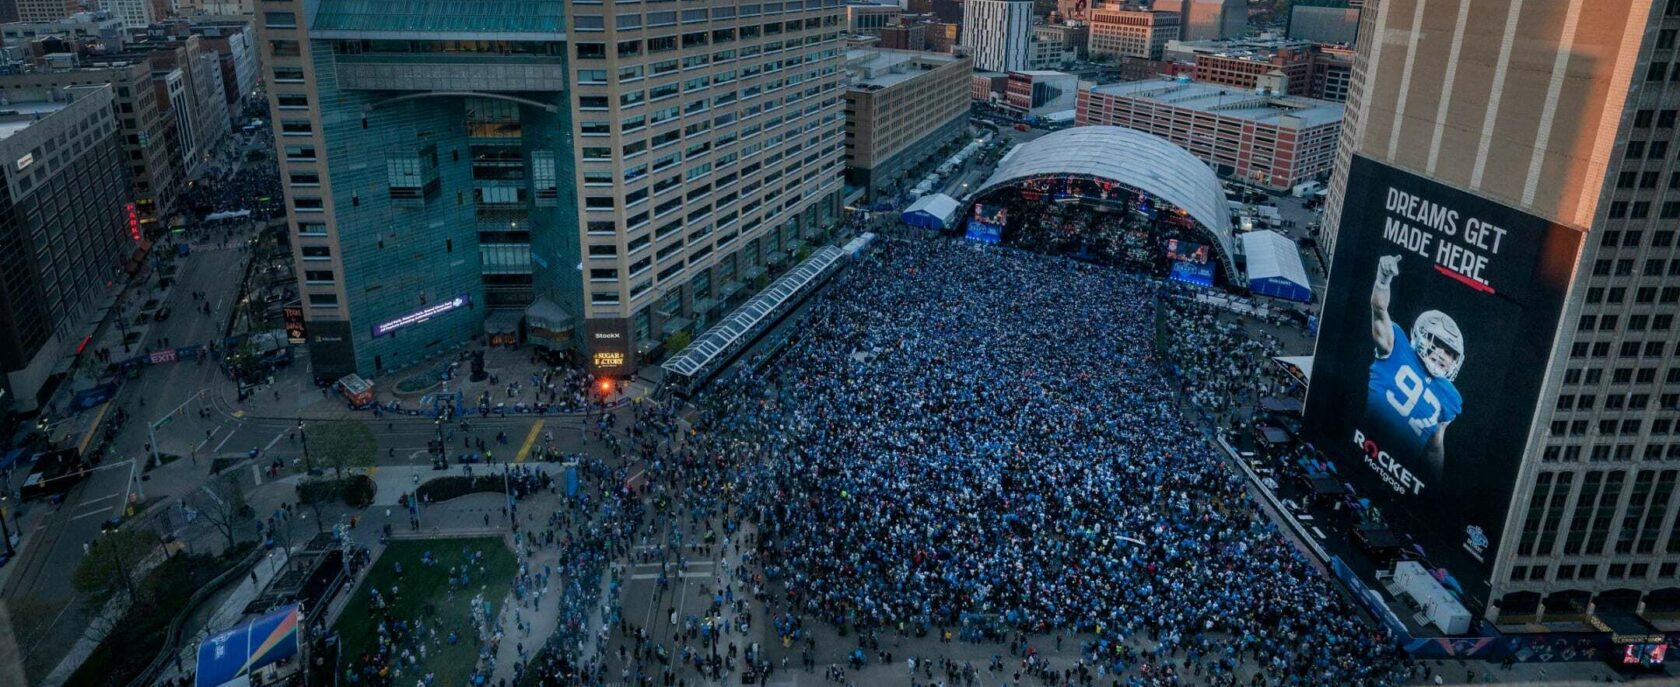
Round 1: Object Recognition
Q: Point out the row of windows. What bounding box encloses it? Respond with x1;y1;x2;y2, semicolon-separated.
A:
1621;139;1672;160
586;172;836;306
1542;442;1680;463
1563;366;1680;386
1556;389;1680;412
1577;313;1680;332
1588;255;1680;277
574;19;838;60
1596;229;1676;249
1507;561;1680;584
1568;338;1680;360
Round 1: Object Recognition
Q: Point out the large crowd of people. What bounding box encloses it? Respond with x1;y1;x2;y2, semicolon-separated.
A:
324;205;1432;687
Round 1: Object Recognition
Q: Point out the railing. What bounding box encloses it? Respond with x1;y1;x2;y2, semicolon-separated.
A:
126;546;264;687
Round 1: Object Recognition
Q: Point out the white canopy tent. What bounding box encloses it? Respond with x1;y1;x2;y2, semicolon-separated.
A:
1241;230;1312;302
901;193;961;229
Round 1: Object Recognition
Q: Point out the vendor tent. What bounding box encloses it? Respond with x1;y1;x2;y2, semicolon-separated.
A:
901;193;960;230
1241;230;1312;302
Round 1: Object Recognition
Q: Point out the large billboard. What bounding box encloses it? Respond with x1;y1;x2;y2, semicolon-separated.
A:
1303;156;1583;608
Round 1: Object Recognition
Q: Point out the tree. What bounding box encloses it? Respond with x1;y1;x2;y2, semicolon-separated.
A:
2;594;60;652
664;330;692;354
194;471;252;551
310;419;377;481
227;340;264;384
72;528;157;609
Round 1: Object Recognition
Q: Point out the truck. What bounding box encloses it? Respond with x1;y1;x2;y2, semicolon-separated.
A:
20;448;91;501
1291;181;1323;198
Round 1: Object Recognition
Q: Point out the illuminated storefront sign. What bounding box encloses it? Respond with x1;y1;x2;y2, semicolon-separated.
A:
125;203;141;241
371;295;471;337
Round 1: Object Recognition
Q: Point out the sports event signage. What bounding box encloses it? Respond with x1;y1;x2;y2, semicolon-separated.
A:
1304;155;1583;609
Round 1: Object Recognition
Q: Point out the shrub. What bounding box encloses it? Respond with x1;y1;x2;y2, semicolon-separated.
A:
415;475;504;503
297;475;376;507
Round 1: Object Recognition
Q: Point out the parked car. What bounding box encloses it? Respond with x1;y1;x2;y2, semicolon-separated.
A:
155;306;172;322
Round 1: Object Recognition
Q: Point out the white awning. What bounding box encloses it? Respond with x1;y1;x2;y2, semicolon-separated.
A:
901;193;960;229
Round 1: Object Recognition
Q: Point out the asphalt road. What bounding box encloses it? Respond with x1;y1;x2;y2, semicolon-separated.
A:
0;228;257;682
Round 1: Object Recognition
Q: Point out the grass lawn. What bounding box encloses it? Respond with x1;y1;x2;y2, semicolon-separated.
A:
335;537;517;687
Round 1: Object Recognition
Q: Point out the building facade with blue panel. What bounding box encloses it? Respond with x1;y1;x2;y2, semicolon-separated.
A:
263;0;580;378
262;0;850;379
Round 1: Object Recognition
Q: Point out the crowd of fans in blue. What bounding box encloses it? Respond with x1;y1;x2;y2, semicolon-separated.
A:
522;237;1420;686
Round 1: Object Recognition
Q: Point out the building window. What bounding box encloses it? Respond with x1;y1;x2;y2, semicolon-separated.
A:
387;145;440;201
264;10;298;28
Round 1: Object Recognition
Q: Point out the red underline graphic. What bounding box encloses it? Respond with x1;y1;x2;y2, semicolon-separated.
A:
1434;264;1496;294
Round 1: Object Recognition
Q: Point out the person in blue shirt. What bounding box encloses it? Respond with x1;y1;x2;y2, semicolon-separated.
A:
1368;254;1465;479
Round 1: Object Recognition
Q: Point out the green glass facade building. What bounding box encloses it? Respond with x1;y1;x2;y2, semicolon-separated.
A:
261;0;847;379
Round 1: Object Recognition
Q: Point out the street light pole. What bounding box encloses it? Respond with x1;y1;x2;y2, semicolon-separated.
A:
149;388;207;470
298;418;313;475
0;501;14;556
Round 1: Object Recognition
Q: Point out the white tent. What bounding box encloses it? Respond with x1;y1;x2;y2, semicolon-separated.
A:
1241;230;1312;302
901;193;960;230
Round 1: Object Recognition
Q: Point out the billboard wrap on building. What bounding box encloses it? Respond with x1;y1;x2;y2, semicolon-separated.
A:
1304;155;1583;607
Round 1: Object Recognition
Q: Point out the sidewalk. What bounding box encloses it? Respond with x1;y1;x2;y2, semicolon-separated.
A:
223;344;659;424
148;546;289;687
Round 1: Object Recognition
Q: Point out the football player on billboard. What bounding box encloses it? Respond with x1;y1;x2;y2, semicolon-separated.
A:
1369;255;1464;478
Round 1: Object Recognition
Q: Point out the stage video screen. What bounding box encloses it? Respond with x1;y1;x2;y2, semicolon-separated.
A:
1166;239;1214;287
967;204;1006;244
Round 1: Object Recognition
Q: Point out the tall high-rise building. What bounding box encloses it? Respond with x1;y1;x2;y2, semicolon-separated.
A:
846;2;900;35
258;0;848;379
1305;0;1680;626
842;48;970;197
1087;7;1177;61
13;0;74;23
0;60;183;234
1056;0;1089;23
1152;0;1244;41
102;0;155;29
961;0;1032;72
0;85;130;414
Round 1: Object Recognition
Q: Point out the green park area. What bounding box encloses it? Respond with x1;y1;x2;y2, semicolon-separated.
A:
334;538;517;687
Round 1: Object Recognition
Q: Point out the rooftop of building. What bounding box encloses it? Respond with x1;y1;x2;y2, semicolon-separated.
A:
845;48;960;89
1085;77;1344;128
1166;36;1316;58
0;95;83;141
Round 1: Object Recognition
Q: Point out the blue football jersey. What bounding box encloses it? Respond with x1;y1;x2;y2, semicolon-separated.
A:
1366;322;1463;454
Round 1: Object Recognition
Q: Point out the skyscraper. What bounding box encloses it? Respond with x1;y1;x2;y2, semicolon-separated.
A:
258;0;849;379
1152;0;1244;42
0;86;130;414
1086;7;1178;61
961;0;1033;72
1306;0;1680;625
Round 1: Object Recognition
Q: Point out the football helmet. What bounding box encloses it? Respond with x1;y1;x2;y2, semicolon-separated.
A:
1411;310;1464;382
